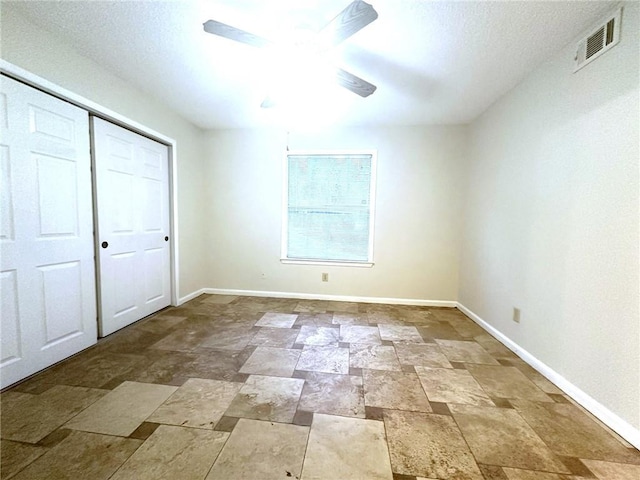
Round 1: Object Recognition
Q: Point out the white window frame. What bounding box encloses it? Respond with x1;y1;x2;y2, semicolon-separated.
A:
281;149;377;267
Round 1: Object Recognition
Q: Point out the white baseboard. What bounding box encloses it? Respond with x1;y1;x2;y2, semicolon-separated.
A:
179;287;456;308
456;302;640;450
201;288;456;307
178;288;208;305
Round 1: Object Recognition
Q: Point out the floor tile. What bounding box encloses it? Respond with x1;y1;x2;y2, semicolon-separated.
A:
255;312;298;328
294;301;328;313
214;416;239;433
301;413;393;480
339;325;382;344
34;352;146;389
366;312;404;325
11;431;141;480
558;455;595;476
431;308;469;323
195;314;257;330
248;327;299;347
564;397;635;448
332;313;368;325
365;406;385;421
92;323;173;352
510;400;640;464
7;376;56;395
129;422;160;440
505;358;565;394
394;342;453;368
35;429;72;450
149;326;212;352
580;459;640;479
1;386;107;443
147;378;242;429
466;365;553;402
224;375;304;423
447;317;486;338
398;309;433;324
378;325;423;343
293;410;314;426
202;295;238;304
363;369;432;412
477;464;509;480
198;327;257;351
350;344;402;371
296;300;356;314
0;440;48;479
294;325;340;346
239;347;301;377
179;348;254;382
293;313;334;327
449;404;570;473
296;346;350;374
435;339;500;365
502;468;565;479
524;372;564;395
207;419;308;480
430;401;452;416
383;409;482;479
116;350;196;385
64;381;177;437
416;322;466;341
134;314;187;334
327;301;360;313
415;366;494;406
298;372;365;418
473;333;517;359
111;425;228;480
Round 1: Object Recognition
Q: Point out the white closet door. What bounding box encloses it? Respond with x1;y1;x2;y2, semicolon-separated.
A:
92;117;171;337
0;75;97;388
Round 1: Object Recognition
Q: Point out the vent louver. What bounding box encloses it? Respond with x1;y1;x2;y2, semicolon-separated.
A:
574;7;621;72
586;26;605;59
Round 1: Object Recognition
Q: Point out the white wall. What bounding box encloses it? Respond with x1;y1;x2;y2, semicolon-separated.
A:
0;6;207;298
203;125;467;302
460;2;639;431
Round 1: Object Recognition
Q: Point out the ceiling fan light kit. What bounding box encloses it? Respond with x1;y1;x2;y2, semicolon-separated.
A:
203;0;379;108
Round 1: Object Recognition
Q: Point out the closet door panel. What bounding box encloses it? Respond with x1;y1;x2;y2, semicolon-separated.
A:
0;75;97;388
92;117;170;337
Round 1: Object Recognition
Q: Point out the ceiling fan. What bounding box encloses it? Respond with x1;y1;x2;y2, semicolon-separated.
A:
203;0;378;107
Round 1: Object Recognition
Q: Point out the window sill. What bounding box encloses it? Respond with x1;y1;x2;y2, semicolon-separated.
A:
280;259;374;268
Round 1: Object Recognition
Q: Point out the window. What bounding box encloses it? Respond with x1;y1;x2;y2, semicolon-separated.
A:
282;150;376;266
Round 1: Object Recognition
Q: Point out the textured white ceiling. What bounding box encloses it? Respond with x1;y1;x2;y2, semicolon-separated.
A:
5;0;614;129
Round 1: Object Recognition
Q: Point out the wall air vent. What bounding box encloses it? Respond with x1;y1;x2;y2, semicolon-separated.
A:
574;7;622;72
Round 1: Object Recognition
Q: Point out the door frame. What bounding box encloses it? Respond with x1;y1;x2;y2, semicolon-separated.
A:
0;60;180;308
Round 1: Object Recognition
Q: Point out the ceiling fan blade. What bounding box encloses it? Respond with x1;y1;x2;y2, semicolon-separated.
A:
315;0;378;49
260;69;376;108
335;68;377;97
203;20;272;48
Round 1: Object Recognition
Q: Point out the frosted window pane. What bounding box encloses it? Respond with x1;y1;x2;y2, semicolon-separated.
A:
286;154;373;262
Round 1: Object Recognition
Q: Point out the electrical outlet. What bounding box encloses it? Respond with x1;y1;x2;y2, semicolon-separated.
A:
513;307;521;323
322;273;329;282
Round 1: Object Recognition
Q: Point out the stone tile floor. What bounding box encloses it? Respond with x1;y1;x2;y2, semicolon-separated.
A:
2;294;639;479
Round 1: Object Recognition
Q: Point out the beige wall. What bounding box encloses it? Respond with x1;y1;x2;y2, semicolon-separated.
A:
460;3;639;429
0;6;207;297
203;125;467;301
